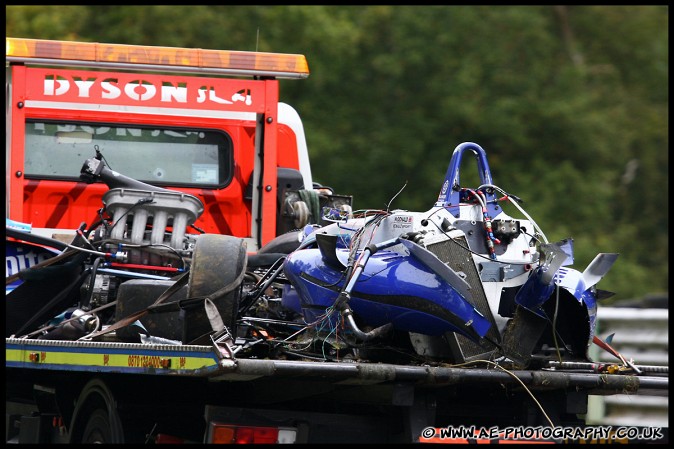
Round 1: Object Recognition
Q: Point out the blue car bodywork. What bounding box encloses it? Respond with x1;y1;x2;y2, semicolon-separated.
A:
280;142;618;367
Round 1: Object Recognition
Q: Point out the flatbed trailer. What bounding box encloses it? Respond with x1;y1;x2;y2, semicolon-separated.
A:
6;337;668;443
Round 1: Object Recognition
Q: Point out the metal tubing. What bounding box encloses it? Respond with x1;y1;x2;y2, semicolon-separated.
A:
224;359;668;394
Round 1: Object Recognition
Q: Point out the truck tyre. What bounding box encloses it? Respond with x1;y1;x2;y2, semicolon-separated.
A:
81;408;117;443
69;379;125;443
185;234;247;344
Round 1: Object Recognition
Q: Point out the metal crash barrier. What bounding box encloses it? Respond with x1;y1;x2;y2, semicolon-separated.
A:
587;304;669;428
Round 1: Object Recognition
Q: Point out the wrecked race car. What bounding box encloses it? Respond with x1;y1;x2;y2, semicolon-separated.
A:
274;141;620;368
6;142;619;370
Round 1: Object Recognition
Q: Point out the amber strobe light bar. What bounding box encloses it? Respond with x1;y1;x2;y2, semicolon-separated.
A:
6;37;310;79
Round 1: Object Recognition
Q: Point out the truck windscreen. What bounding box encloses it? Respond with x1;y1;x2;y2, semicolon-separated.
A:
23;121;233;188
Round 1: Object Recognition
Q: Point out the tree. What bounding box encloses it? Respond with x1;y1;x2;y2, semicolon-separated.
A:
6;5;667;300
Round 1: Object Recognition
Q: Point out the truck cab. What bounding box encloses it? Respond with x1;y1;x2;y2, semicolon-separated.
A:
6;37;347;253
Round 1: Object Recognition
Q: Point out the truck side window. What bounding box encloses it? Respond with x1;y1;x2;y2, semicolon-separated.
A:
24;121;233;188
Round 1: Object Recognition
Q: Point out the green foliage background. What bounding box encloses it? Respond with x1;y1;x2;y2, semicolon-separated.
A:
6;5;668;302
